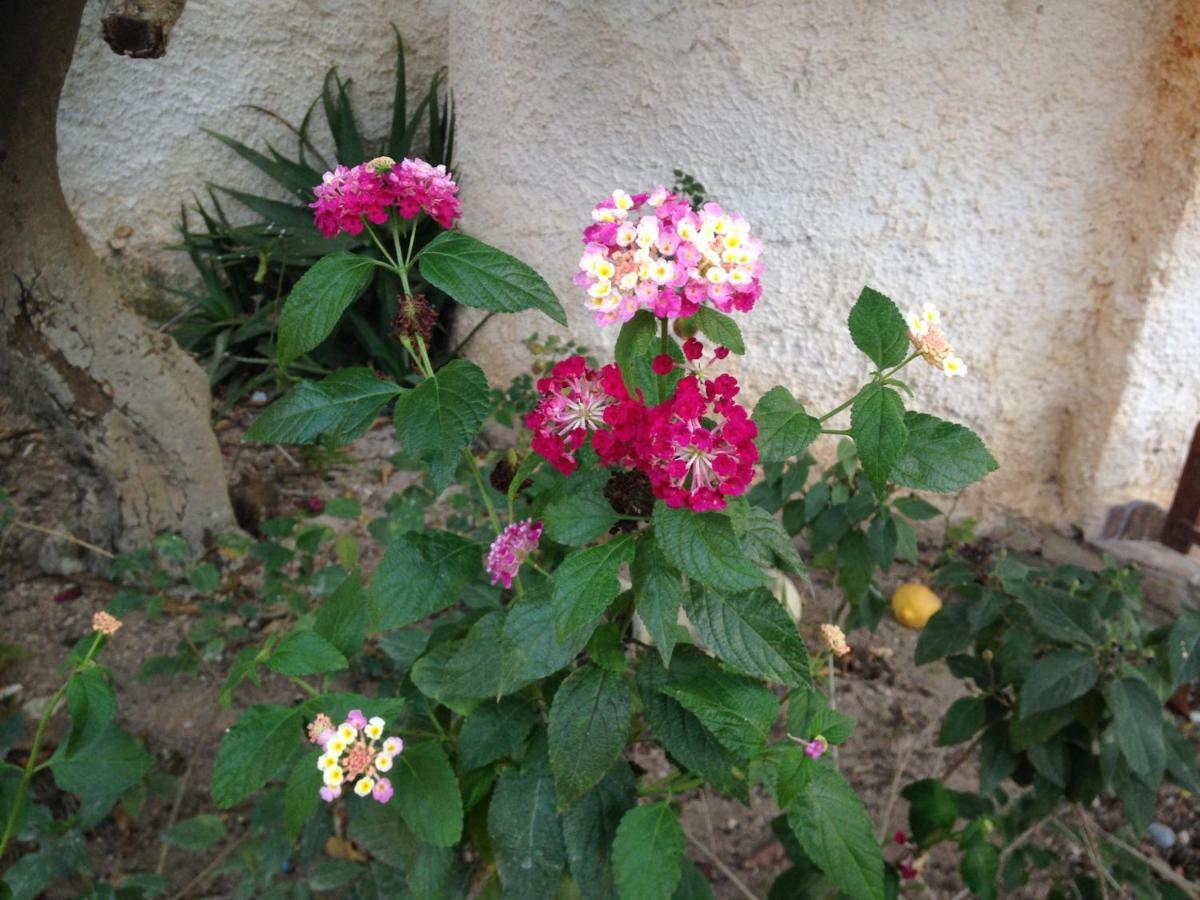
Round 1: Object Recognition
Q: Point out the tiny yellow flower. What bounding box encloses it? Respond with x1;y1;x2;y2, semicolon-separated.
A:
612;189;634;211
705;266;727;285
354;776;375;797
375;753;393;773
922;302;941;324
615;223;637;247
317;753;338;771
323;766;344;788
326;736;347;755
728;267;752;287
942;355;967;378
588;279;612;299
593;259;616;280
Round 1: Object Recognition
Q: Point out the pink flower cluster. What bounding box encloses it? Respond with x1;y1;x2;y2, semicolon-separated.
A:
576;187;763;327
524;341;758;511
308;710;402;804
486;519;544;589
310;156;461;238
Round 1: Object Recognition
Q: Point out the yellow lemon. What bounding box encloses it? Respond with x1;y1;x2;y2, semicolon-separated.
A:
891;583;942;630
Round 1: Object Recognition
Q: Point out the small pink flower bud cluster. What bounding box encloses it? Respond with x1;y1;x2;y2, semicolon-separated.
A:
819;623;851;658
310;157;461;239
788;733;829;760
576;188;763;327
309;709;402;804
524;339;758;512
92;611;122;636
486;520;544;589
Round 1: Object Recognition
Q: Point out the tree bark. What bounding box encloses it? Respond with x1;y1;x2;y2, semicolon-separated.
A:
0;0;235;554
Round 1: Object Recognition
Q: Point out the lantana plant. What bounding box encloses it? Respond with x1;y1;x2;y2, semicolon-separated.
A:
222;170;998;899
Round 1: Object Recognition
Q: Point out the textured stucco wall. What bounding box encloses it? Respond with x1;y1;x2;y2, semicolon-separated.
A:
55;0;1200;534
58;0;448;310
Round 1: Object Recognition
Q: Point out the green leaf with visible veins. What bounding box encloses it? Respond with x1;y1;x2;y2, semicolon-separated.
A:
393;359;490;492
890;412;998;493
418;231;567;324
489;765;567;899
850;383;907;497
244;368;401;445
612;802;687;900
552;534;637;641
211;704;301;808
653;503;767;594
370;530;482;630
277;252;375;365
847;286;909;369
549;664;634;808
391;741;463;847
692;306;746;354
661;671;779;760
562;762;636;900
632;534;686;667
683;585;811;688
753;386;821;462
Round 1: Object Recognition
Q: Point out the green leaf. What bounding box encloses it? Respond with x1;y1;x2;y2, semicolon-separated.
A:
786;685;856;745
938;696;987;747
847;287;908;369
393;359;490;493
65;667;116;755
244;369;402;445
637;654;748;801
683;585;811;688
692;306;745;354
49;725;152;800
391;741;463;847
277;253;375;365
489;766;567;899
501;594;595;692
612;802;687;900
459;698;537;771
212;704;300;808
314;570;369;660
900;778;960;847
1016;589;1097;646
914;603;972;665
632;535;685;667
562;762;636;900
265;630;348;676
850;384;907;496
753;387;821;462
1167;610;1200;691
553;535;637;641
662;671;779;759
614;310;684;401
1104;677;1166;784
739;506;806;576
544;471;619;546
1019;650;1098;717
892;496;942;520
161;814;226;852
285;754;323;842
960;841;999;900
371;530;482;630
890;413;998;493
788;763;885;900
219;646;261;709
410;612;506;713
653;504;767;594
549;665;634;808
418;231;567;324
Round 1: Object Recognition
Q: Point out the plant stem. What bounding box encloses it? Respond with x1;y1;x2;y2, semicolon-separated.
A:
287;675;320;698
0;633;103;858
364;222;400;270
882;350;921;379
817;395;856;424
449;311;495;358
13;520;115;559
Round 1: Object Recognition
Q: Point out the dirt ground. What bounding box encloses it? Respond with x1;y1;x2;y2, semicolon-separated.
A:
2;396;1197;898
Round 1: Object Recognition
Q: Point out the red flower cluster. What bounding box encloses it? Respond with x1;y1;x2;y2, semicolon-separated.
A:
524;342;758;511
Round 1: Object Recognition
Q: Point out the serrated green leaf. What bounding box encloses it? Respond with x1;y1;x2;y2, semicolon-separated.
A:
277;252;374;365
65;667;116;756
244;369;401;446
850;383;906;496
739;506;806;576
960;841;999;899
49;725;152;800
788;762;884;900
632;535;685;667
692;306;745;354
612;802;687;900
489;766;567;899
459;698;537;771
890;412;997;492
553;535;637;640
683;585;811;687
1019;650;1098;717
549;665;634;808
285;753;323;842
847;287;908;369
313;570;368;660
753;387;821;462
1104;677;1166;784
500;594;595;692
418;231;566;324
914;603;972;665
410;612;506;713
543;471;619;546
391;741;463;847
393;359;490;493
370;530;482;630
562;762;636;900
662;672;779;759
785;685;856;745
937;696;987;747
654;504;767;594
266;630;348;676
212;704;300;808
1168;610;1200;691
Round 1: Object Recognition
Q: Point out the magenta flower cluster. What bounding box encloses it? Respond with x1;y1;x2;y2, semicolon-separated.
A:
575;187;764;327
486;519;544;589
310;157;461;238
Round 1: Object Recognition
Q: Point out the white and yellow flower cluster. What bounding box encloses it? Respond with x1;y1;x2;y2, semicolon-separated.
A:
906;303;966;378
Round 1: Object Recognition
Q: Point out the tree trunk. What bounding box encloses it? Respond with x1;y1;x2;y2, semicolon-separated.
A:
0;0;235;555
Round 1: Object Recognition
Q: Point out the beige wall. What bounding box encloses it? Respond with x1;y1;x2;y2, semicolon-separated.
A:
57;0;1200;535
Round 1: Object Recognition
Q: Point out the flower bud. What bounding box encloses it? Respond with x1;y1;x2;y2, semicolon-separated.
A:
391;293;437;344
